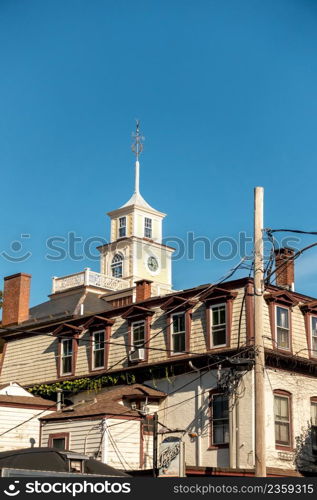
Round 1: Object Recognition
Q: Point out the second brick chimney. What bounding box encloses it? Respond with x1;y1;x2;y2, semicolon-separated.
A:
135;279;152;302
274;248;295;291
2;273;31;326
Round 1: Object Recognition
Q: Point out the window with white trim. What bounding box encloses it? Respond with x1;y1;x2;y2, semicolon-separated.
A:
276;306;290;350
132;321;145;349
274;394;291;446
171;312;186;353
311;317;317;357
61;339;73;375
210;304;226;347
210;393;229;445
92;331;105;369
311;401;317;454
144;217;152;238
111;254;123;278
118;217;126;238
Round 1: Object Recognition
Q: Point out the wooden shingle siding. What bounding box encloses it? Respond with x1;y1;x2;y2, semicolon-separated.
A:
1;335;58;386
1;284;313;388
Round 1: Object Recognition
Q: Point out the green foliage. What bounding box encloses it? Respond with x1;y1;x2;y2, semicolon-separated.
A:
27;363;178;398
28;372;136;397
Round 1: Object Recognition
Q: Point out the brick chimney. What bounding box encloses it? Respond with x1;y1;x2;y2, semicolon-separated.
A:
274;248;295;291
2;273;31;326
135;279;152;302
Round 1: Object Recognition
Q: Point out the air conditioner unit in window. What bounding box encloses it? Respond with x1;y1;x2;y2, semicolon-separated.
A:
140;403;149;415
129;348;145;363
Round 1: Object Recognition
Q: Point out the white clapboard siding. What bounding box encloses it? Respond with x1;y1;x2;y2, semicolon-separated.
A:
104;418;142;470
40;419;103;458
0;406;51;452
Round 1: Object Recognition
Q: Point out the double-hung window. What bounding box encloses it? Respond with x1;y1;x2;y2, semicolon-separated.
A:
118;217;126;238
276;306;290;350
61;339;73;375
92;331;105;369
210;393;229;446
311;401;317;454
171;313;186;354
274;393;291;447
210;304;226;347
144;218;152;238
311;317;317;357
132;321;145;349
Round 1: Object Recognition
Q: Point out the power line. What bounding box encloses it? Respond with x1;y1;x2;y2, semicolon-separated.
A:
0;402;57;438
266;228;317;236
2;257;250;383
265;241;317;284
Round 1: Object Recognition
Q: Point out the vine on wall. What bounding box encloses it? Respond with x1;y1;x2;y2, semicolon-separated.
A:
28;372;136;397
27;364;177;397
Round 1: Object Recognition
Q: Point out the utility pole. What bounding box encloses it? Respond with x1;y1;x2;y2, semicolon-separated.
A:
153;412;158;477
254;187;266;477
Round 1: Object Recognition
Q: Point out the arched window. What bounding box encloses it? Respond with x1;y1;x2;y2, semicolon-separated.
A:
111;254;123;278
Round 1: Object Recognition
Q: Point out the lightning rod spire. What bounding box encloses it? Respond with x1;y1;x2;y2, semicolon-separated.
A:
131;120;144;194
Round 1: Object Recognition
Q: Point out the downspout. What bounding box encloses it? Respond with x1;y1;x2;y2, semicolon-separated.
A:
229;394;235;469
236;397;240;470
56;388;62;412
188;361;202;467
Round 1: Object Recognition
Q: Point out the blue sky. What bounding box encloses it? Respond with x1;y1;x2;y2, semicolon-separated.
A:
1;0;317;307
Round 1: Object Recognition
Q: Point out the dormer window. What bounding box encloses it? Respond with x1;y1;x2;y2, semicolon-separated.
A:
200;287;237;351
265;291;297;353
210;304;226;347
276;306;290;350
111;254;123;278
144;217;152;238
311;317;317;357
171;312;186;354
119;217;126;238
161;296;194;356
122;305;154;363
92;331;105;369
61;339;73;375
131;321;145;349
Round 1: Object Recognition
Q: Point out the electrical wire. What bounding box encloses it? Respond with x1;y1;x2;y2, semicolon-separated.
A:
104;423;132;471
1;257;250;380
266;228;317;236
0;259;253;440
0;402;57;438
265;241;317;285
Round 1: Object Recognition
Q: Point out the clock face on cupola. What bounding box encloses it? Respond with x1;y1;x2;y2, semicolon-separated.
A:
98;122;174;296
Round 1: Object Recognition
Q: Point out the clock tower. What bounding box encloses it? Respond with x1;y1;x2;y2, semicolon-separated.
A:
98;122;174;297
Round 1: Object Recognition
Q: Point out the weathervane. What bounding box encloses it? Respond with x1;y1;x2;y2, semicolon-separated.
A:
131;120;144;194
131;120;144;161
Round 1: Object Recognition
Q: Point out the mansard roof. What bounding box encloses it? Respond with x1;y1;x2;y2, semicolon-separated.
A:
27;291;112;325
